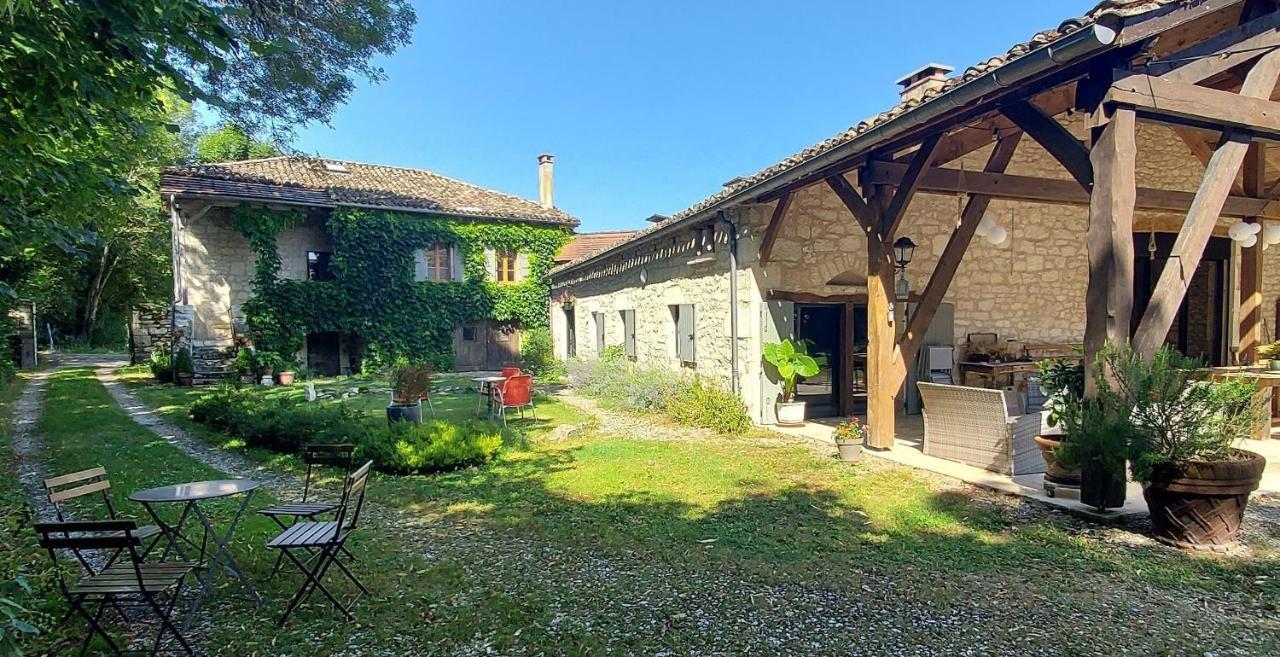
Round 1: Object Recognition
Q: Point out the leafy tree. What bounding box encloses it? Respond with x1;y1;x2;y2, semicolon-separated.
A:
0;0;416;292
194;124;279;163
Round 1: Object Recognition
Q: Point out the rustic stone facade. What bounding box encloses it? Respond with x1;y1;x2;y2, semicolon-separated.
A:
129;303;174;365
550;117;1280;424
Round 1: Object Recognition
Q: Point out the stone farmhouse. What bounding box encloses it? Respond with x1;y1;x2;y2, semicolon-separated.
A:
548;0;1280;447
155;155;578;378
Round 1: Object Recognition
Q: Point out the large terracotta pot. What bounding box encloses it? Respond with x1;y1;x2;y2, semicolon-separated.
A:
1033;434;1081;486
1143;449;1266;551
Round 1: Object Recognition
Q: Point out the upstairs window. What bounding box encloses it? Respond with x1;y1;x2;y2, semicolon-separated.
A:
496;249;519;283
415;242;457;282
307;251;334;281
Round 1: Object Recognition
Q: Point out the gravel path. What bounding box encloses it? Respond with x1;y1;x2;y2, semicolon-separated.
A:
10;365;63;521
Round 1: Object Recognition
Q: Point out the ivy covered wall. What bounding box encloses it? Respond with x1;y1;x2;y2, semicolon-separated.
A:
234;206;572;370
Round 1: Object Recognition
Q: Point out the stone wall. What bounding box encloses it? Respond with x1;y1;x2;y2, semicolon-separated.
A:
129;303;173;365
276;217;333;281
179;207;253;345
551;115;1280;423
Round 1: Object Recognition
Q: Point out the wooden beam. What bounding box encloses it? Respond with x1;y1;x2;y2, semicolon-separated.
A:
896;134;1023;371
882;134;942;238
1148;8;1280;83
1109;73;1280;138
1173;127;1246;195
757;193;793;265
1083;107;1139;396
1241;143;1267;362
825;174;877;234
1133;50;1280;358
863;160;1280;219
1115;0;1253;47
1001;100;1094;190
864;211;897;450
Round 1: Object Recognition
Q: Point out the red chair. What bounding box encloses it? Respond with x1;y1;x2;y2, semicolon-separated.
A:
491;374;535;425
500;366;521;379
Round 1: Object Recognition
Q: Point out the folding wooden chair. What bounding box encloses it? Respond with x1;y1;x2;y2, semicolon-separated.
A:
490;374;536;426
35;520;197;656
258;444;355;578
44;467;163;566
267;460;373;627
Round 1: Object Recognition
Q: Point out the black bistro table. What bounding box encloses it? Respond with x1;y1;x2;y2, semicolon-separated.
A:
129;479;263;626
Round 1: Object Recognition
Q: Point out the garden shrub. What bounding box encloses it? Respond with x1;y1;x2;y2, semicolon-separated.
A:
357;419;504;474
189;385;367;452
569;359;751;434
666;377;752;435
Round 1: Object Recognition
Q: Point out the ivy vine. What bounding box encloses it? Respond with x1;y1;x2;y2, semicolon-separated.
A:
234;206;571;370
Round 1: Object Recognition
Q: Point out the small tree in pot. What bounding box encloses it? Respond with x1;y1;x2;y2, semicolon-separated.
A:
173;347;195;387
1107;345;1266;550
1035;357;1085;486
763;339;819;426
388;362;433;425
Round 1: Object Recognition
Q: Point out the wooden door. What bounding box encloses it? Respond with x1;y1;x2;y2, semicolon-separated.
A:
488;323;521;370
453;323;487;371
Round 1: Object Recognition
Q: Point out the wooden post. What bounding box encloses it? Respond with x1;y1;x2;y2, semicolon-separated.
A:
1083;107;1138;394
865;227;897;449
1240;143;1265;363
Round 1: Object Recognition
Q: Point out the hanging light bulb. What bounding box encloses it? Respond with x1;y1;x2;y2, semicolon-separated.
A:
1228;221;1253;242
1264;222;1280;245
986;224;1008;246
1242;233;1259;248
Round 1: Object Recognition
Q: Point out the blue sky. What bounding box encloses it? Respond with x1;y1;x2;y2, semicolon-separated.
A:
291;0;1099;231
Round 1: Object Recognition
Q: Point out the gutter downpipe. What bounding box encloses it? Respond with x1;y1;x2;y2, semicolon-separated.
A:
553;23;1117;279
169;194;180;377
720;210;740;396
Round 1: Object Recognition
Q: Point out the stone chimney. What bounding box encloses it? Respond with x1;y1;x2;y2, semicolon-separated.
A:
895;63;954;104
538;154;555;209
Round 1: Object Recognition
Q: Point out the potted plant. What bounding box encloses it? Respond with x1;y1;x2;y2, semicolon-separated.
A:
387;362;433;425
1256;342;1280;371
763;339;820;426
173;347;195;387
1107;345;1268;550
149;348;173;384
276;360;297;386
1034;357;1085;487
254;351;282;382
832;417;867;462
1054;398;1130;512
234;347;255;384
554;292;576;311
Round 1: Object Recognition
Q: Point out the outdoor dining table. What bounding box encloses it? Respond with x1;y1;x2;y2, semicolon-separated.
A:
129;479;263;628
474;375;507;417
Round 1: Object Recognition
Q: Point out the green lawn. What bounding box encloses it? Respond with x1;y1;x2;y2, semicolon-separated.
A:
5;367;1279;654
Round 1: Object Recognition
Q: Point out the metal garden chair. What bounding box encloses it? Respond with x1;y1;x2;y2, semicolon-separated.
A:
257;444;355;577
490;373;536;426
35;520;197;656
44;467;163;565
267;460;373;627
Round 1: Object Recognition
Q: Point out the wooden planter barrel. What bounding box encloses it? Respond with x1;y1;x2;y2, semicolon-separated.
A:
1142;449;1266;551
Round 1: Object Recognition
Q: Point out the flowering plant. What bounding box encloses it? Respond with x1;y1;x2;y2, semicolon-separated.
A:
833;417;869;444
553;291;576;306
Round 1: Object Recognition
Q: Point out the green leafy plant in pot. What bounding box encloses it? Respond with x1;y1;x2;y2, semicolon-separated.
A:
388;362;433;425
173;347;195;387
1034;356;1085;487
1256;341;1280;371
1108;345;1267;550
763;339;819;426
149;348;173;384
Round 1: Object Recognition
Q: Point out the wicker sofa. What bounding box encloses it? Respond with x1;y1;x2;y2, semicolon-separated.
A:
916;382;1046;476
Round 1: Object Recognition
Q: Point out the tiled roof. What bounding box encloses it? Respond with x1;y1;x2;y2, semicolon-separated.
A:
550;0;1183;276
555;231;639;263
163;156;578;226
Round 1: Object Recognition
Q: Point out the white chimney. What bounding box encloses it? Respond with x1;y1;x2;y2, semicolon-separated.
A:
538;154;555;209
895;63;954;104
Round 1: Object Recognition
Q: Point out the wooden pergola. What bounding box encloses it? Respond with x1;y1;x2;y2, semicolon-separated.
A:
750;0;1280;447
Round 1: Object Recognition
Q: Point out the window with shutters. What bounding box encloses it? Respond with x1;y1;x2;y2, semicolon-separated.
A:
670;304;695;366
415;242;455;282
592;312;606;353
620;309;636;360
496;249;519;283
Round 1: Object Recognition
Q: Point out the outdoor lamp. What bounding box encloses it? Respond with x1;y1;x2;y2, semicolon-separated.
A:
896;273;911;301
893;236;917;272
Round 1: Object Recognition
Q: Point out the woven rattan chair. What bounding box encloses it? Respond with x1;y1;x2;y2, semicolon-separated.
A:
917;382;1045;476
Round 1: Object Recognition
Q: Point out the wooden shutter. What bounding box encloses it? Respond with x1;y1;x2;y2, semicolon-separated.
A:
622;309;636;359
594;312;606;353
677;304;695;364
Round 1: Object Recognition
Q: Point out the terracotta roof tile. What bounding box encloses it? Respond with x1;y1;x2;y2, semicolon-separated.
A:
551;0;1184;276
163;156;578;226
555;231;639;263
